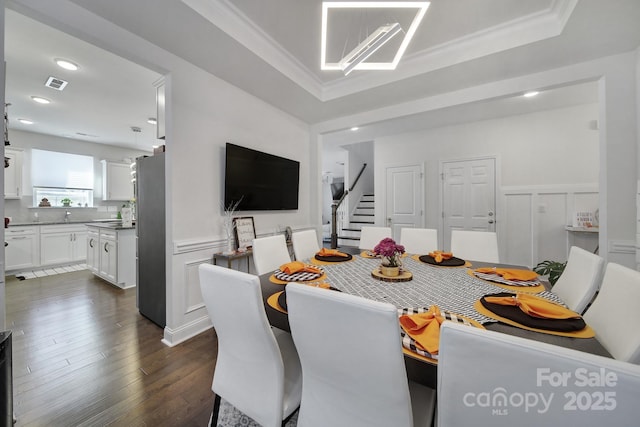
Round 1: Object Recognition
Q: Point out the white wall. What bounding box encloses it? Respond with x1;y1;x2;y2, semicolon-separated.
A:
375;103;599;266
11;1;313;346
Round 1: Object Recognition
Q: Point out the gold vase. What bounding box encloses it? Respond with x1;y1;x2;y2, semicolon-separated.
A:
380;265;400;277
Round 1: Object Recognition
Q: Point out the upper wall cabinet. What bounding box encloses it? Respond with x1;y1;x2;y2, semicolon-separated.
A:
102;160;134;201
4;147;23;199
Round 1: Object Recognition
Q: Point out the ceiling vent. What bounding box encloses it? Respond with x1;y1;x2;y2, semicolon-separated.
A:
131;126;141;133
45;76;68;91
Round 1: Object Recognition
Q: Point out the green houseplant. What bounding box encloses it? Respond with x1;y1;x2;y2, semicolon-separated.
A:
533;260;567;286
61;198;72;207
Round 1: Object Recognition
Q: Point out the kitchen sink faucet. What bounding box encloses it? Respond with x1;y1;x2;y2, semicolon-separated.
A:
64;210;71;222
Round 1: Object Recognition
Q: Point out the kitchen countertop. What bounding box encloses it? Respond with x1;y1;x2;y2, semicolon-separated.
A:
8;220;136;230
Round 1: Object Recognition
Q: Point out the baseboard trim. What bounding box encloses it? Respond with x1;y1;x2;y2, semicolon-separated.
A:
162;315;212;347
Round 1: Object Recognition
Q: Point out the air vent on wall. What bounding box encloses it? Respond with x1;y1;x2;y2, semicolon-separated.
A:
45;76;68;91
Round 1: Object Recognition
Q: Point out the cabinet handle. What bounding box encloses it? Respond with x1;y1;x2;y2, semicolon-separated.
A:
89;238;94;248
10;230;25;233
11;236;26;240
104;242;109;253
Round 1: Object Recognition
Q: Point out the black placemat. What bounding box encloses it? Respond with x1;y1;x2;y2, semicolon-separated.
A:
479;292;586;332
314;253;353;262
418;255;466;267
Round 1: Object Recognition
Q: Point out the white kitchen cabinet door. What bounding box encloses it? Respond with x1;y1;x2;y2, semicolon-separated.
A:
73;230;87;262
99;233;117;283
40;232;74;265
4;147;23;199
86;230;99;273
102;160;134;201
6;226;39;270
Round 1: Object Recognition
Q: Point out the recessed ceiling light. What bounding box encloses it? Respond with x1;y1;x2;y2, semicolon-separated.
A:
55;59;79;71
147;118;157;125
31;96;50;104
523;91;540;98
18;119;34;125
350;126;359;131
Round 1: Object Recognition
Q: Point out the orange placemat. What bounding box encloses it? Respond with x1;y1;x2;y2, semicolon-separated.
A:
266;291;287;314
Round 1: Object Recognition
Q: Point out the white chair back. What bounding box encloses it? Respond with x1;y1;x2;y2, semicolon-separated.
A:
198;264;301;427
552;246;604;313
358;226;392;251
437;322;640;426
583;263;640;364
252;234;292;275
292;229;320;261
400;228;438;254
286;283;434;427
450;230;499;263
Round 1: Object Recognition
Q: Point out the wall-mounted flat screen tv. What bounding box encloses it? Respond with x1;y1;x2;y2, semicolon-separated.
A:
224;143;300;211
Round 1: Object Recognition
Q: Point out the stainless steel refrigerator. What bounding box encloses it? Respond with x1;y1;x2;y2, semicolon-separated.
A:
136;154;166;327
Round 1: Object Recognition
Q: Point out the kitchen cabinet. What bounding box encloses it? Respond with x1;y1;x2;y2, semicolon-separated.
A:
101;160;134;201
40;224;87;266
86;225;136;288
86;228;99;274
5;225;39;271
4;147;23;199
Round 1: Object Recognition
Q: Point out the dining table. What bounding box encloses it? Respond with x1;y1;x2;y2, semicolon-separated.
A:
259;249;611;388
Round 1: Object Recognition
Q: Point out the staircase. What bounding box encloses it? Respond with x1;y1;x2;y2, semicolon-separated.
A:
338;194;375;247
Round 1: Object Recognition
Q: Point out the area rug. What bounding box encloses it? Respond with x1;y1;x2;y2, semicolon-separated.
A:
213;398;299;427
14;263;86;280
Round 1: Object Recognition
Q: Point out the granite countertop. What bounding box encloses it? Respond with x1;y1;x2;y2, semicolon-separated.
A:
8;220;136;230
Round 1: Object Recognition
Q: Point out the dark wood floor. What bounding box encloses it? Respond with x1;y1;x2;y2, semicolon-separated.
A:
5;270;217;426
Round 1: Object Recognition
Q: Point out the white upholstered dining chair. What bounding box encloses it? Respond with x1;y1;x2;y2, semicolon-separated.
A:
551;246;604;314
400;227;438;254
437;321;640;426
252;234;292;275
286;283;435;427
198;264;302;427
450;229;499;263
358;226;392;251
583;262;640;364
291;229;320;261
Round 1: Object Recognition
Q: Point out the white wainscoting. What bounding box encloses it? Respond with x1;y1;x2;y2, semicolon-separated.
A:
500;184;599;268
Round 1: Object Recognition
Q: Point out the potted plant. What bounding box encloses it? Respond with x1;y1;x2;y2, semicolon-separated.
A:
61;198;72;207
373;238;405;277
533;260;567;286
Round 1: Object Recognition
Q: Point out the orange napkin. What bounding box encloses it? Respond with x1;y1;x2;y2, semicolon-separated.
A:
317;248;349;258
279;261;322;275
484;294;580;319
428;251;453;263
475;267;538;281
399;305;444;354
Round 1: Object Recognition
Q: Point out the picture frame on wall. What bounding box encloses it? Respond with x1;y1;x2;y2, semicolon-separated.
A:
233;216;256;251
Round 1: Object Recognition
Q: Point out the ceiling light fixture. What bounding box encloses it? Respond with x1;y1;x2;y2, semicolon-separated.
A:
350;126;359;131
321;2;430;74
18;119;34;125
523;91;540;98
55;59;79;71
147;118;157;125
340;23;401;76
31;96;50;104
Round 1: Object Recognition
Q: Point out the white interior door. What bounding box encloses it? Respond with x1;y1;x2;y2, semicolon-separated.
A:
386;165;423;240
442;158;496;250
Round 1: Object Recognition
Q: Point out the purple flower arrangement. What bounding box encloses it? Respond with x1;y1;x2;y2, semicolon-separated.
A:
373;238;405;267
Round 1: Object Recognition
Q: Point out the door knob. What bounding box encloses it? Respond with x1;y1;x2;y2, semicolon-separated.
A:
488;220;495;224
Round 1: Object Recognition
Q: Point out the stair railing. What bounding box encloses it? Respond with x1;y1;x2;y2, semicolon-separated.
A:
331;163;367;249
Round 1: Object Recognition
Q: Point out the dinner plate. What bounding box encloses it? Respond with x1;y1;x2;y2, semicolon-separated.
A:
418;254;466;267
273;265;324;282
314;253;353;262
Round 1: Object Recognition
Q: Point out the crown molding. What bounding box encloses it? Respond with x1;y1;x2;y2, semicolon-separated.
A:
181;0;325;98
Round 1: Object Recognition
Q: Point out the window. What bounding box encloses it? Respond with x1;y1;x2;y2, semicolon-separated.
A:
31;149;95;207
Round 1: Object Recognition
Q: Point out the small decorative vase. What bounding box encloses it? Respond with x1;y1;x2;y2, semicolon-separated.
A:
222;235;235;255
380;265;400;277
